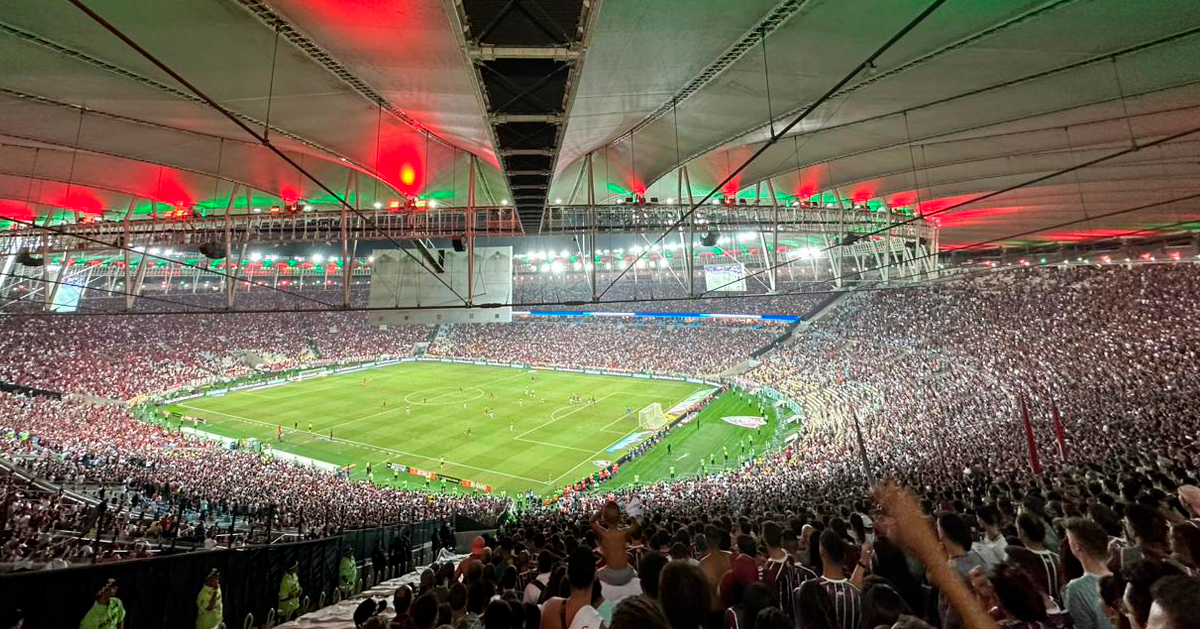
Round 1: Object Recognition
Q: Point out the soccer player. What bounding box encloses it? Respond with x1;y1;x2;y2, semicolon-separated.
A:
666;443;672;456
308;421;313;432
405;405;411;415
509;419;514;431
440;456;445;468
276;424;283;442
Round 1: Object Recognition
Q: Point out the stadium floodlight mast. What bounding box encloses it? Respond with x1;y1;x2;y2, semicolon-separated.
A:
596;0;949;301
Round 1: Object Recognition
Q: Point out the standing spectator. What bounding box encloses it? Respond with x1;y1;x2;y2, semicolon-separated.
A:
658;561;709;629
541;546;604;629
523;550;554;605
811;530;861;629
973;506;1008;567
1147;576;1200;629
1018;513;1063;602
1062;518;1114;629
278;560;302;622
374;541;388;583
341;546;359;596
1168;523;1200;575
937;513;988;629
79;579;125;629
609;596;670;629
761;520;810;619
390;585;415;629
196;569;223;629
793;581;837;629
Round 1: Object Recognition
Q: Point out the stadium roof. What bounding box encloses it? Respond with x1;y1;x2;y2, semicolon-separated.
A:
2;0;1200;247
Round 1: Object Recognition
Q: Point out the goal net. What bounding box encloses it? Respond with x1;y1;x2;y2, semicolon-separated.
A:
637;403;668;430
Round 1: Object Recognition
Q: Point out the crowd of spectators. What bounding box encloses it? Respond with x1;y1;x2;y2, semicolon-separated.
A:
430;320;774;376
4;262;1200;629
496;263;1200;629
0;392;507;571
0;305;429;399
513;279;831;317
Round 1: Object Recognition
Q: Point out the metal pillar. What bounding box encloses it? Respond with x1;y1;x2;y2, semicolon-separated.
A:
766;179;780;293
128;253;150;310
467;155;477;305
225;188;251;309
341;173;356;308
682;166;695;297
587;152;597;300
44;252;70;311
831;189;847;288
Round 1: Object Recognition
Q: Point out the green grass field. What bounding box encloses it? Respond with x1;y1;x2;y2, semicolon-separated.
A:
166;361;775;495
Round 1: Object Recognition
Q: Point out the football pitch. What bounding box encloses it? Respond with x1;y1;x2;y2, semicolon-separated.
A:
166;361;776;495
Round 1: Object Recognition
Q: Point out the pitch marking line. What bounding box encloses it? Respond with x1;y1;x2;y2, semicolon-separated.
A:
602;408;638;431
545;429;637;487
177;404;547;484
513;437;594;453
515;392;616;439
404;369;529;406
544;387;704;487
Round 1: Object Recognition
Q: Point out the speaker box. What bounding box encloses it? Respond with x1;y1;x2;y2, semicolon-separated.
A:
198;243;227;259
699;230;718;247
16;250;44;267
452;238;466;252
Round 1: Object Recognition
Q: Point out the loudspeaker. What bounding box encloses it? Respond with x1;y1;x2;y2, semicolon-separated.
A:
16;250;43;267
452;238;466;252
198;242;227;259
699;230;718;247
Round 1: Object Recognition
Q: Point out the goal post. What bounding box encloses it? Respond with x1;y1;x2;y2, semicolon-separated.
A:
637;402;668;430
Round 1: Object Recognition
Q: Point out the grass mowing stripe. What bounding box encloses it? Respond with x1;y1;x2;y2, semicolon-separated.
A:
165;362;747;495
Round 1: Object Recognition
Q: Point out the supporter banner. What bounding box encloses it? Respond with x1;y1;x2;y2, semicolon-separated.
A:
266;448;341;473
666;388;719;416
461;479;493;493
407;466;437;480
606;431;651;453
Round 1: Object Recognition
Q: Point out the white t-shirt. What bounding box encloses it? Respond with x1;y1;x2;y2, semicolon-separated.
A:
568;604;604;629
523;572;551;605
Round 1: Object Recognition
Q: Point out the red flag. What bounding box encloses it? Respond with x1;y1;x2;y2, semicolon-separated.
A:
1020;395;1042;474
1051;399;1068;461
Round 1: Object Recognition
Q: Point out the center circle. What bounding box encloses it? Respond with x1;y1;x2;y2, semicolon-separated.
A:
404;386;485;406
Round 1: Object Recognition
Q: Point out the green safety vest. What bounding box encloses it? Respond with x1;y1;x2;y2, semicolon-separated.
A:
79;598;125;629
279;571;301;615
339;556;357;590
196;586;222;629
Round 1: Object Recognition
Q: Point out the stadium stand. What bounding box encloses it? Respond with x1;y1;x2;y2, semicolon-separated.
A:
3;262;1200;628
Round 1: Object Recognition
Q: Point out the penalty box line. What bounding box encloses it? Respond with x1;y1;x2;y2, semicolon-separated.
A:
176;403;548;484
544;386;705;487
514;392;618;440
